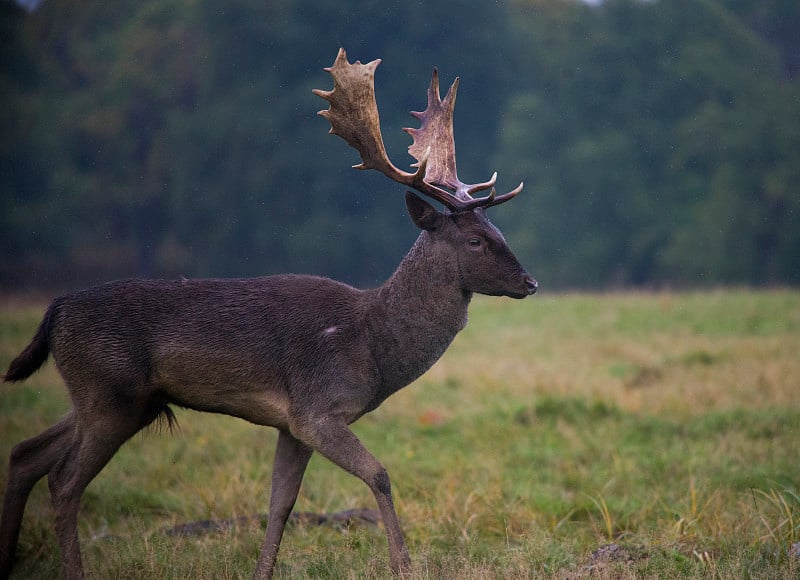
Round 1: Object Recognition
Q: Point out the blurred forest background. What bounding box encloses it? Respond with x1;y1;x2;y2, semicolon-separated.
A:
1;0;798;291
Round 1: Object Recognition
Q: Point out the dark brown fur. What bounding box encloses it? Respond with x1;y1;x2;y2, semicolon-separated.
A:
0;195;535;579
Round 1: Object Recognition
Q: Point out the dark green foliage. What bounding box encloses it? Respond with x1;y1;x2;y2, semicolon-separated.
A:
1;0;798;290
497;0;800;288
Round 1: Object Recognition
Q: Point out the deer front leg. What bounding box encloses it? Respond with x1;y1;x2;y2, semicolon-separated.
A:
291;416;411;575
253;431;313;580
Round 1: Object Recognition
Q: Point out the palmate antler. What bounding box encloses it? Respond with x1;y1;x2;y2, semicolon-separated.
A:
313;48;523;212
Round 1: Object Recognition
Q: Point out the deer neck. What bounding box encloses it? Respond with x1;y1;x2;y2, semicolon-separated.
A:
363;232;471;402
381;231;470;328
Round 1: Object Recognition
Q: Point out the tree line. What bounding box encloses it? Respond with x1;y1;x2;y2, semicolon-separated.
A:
1;0;798;291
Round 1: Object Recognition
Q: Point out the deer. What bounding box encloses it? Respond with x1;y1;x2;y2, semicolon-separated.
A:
0;48;537;579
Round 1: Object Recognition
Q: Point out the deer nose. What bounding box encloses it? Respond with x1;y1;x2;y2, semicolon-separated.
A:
524;274;538;295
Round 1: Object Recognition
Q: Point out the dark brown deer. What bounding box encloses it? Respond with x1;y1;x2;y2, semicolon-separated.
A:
0;48;536;579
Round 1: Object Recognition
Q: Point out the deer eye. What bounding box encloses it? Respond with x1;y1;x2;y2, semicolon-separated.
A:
468;237;482;247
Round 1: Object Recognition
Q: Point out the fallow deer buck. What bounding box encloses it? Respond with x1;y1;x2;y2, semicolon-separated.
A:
0;48;536;579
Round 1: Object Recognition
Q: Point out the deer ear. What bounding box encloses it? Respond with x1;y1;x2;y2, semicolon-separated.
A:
405;191;444;231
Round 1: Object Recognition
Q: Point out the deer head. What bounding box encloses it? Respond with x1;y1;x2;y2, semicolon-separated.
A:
314;49;537;298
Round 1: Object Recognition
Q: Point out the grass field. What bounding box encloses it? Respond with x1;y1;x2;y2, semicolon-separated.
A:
1;290;799;578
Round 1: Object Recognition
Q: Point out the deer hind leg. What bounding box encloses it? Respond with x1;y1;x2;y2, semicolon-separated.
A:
291;417;411;575
253;430;313;579
0;413;75;579
46;400;149;580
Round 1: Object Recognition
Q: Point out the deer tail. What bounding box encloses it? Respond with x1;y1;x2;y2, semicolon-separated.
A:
3;305;55;383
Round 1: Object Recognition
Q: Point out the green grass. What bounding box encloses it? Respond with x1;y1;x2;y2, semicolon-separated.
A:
1;290;799;578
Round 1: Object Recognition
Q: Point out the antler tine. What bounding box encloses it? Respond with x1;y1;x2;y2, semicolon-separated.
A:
314;49;522;212
465;174;525;208
466;172;497;196
486;181;524;208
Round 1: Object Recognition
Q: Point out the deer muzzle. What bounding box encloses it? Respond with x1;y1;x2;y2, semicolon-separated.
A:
523;274;538;295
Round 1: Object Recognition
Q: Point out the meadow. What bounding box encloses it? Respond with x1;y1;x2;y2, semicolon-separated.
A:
1;290;798;578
